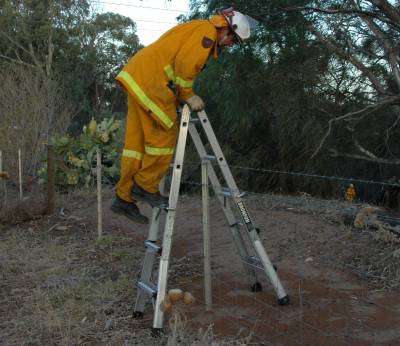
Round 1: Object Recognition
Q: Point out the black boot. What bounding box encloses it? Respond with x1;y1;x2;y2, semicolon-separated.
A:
132;184;168;208
110;195;149;224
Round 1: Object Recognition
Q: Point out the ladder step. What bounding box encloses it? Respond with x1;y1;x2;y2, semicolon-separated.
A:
203;154;216;161
217;187;246;198
242;256;264;271
137;281;157;297
144;240;162;254
242;256;278;272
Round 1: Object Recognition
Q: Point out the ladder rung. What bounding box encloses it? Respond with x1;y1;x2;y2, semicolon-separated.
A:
144;240;162;254
242;256;264;271
230;221;244;227
137;281;157;297
217;187;246;198
190;118;200;123
203;154;216;161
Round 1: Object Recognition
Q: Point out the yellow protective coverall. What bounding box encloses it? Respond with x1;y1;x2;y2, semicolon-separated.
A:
115;20;219;202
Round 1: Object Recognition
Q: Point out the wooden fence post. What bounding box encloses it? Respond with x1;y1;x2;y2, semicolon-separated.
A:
18;148;23;200
0;150;6;207
202;160;212;311
96;149;103;238
47;144;55;214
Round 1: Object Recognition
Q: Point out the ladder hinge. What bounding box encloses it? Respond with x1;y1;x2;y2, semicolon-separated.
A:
218;187;244;198
144;240;162;254
137;281;157;297
203;154;216;161
230;221;244;228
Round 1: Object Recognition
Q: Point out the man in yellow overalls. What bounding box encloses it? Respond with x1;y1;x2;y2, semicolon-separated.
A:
111;9;254;223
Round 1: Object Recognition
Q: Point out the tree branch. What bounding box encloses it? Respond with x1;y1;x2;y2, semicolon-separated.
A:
329;148;400;164
385;111;400;156
350;0;400;91
311;27;387;95
0;54;37;68
311;96;400;159
368;0;400;26
280;5;400;30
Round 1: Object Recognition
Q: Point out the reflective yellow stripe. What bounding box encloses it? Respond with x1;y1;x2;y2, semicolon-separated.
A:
164;65;175;81
176;77;193;88
145;146;175;156
164;64;193;88
122;149;144;160
117;71;174;129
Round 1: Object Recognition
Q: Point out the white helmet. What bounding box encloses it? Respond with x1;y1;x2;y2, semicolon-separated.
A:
221;7;257;42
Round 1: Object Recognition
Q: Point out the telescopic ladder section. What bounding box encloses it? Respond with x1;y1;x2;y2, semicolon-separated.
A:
133;105;290;334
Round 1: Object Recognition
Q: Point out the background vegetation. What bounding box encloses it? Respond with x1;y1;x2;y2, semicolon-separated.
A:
1;0;399;202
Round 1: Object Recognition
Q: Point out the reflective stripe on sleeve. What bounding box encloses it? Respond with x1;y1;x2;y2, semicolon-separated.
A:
116;71;174;129
145;146;175;156
122;149;144;160
164;65;175;81
164;64;193;88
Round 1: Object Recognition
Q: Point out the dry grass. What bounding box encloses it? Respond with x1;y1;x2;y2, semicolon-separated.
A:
0;189;249;345
0;207;146;344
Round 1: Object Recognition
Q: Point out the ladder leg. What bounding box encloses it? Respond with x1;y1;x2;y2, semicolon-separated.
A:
153;105;191;330
196;110;289;304
133;207;163;318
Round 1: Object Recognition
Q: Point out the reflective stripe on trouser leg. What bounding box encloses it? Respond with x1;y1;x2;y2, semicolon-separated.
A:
134;109;178;193
116;95;145;202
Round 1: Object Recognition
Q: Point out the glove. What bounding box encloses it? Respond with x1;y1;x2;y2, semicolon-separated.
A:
186;94;205;111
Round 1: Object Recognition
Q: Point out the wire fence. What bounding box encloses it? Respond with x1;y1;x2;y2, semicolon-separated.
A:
1;146;400;344
1;146;400;212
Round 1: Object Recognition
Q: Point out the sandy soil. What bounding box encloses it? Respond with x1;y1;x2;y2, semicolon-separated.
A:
1;190;400;345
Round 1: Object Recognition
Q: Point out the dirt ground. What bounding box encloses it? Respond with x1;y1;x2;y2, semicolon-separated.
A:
1;188;400;345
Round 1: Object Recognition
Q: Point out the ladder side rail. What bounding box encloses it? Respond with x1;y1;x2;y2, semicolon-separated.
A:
197;111;261;235
189;121;258;286
134;207;162;314
134;176;167;315
197;110;289;301
189;122;250;259
153;105;191;329
188;121;237;225
197;111;240;193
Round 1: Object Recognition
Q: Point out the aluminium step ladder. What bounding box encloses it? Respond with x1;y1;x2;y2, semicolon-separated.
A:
132;105;290;334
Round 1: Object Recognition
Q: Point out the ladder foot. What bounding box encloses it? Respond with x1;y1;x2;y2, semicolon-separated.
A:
151;327;164;338
132;311;144;319
278;295;290;306
250;282;262;292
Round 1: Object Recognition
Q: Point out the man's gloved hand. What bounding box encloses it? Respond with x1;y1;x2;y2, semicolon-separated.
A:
186;94;205;111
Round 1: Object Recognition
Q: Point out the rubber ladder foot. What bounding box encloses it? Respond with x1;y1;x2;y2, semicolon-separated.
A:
250;282;262;292
151;328;164;337
132;311;144;319
278;295;290;306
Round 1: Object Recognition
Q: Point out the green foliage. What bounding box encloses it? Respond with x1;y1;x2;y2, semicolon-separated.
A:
38;117;123;188
0;0;141;133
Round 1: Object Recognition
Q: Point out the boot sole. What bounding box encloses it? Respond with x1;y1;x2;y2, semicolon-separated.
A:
110;205;149;224
132;192;168;209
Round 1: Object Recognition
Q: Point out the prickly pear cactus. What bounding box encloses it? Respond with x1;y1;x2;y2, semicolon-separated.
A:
38;116;123;188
